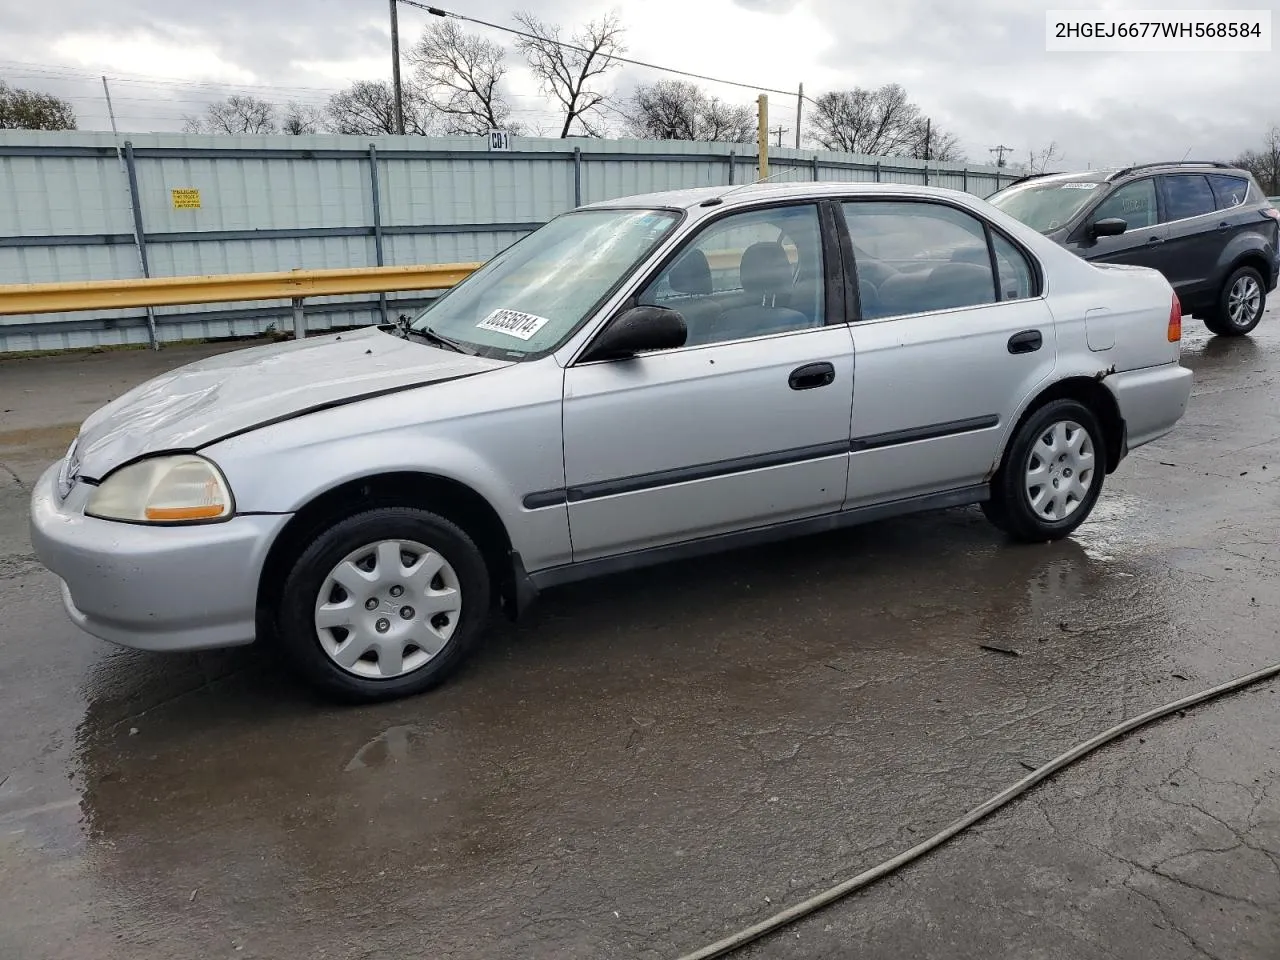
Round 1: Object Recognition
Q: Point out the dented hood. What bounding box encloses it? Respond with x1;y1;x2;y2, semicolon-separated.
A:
72;326;509;478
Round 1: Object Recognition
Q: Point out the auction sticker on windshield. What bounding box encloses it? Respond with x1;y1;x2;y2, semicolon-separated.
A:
476;308;551;340
1061;182;1100;189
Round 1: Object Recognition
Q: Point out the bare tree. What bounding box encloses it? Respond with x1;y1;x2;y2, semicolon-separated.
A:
1024;141;1062;175
410;20;516;135
325;80;437;136
514;11;625;138
623;79;755;143
909;118;965;162
183;95;278;134
280;102;325;135
0;80;76;130
1236;126;1280;194
808;84;924;156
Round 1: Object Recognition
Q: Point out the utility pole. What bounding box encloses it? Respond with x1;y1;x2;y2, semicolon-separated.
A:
923;118;931;161
989;144;1012;168
390;0;405;135
757;94;769;181
772;125;787;147
795;82;803;150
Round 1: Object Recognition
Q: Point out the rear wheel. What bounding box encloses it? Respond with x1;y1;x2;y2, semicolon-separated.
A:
986;399;1107;543
1204;265;1266;336
275;507;491;703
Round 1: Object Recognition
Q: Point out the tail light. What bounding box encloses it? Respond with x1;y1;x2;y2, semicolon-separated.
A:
1263;206;1280;222
1168;291;1182;342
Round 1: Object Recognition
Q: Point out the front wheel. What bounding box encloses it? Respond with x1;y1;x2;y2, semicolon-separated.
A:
275;507;492;703
986;399;1107;543
1204;265;1266;336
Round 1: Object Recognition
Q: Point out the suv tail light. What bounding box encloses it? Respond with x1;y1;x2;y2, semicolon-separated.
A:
1168;292;1182;342
1263;206;1280;222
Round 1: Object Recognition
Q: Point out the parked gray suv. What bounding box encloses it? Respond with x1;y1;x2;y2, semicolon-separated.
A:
988;161;1280;336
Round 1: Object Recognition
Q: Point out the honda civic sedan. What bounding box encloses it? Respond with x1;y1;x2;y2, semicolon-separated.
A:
30;181;1193;703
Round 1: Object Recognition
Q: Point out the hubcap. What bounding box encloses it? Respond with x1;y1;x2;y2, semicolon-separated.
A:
1228;276;1261;327
1025;420;1095;522
314;539;462;679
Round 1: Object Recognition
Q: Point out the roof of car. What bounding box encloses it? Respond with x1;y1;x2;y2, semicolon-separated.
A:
580;180;983;212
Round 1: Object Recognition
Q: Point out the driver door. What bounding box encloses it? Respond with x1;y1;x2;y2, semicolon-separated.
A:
560;201;855;563
1066;176;1169;270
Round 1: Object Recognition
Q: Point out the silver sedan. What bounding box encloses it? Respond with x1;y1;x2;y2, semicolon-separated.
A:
30;181;1194;702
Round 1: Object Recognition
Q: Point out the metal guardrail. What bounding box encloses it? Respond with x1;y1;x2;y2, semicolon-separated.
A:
0;263;483;344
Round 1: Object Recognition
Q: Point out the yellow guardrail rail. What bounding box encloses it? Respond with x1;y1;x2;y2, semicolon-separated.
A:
0;262;484;317
0;247;778;349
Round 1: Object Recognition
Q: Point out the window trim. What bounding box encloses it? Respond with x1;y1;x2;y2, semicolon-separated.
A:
568;198;846;366
834;196;1045;324
1156;172;1220;226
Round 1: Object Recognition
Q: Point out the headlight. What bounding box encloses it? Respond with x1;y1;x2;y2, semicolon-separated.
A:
85;454;234;524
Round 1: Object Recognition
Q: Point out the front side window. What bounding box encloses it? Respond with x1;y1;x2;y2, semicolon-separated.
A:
1162;174;1217;221
843;200;998;320
409;208;680;359
1089;178;1158;230
636;203;826;346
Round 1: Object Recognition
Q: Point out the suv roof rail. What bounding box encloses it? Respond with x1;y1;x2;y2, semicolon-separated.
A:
1107;160;1233;181
997;170;1070;189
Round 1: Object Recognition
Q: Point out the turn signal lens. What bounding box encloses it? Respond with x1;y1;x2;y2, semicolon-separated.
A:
1168;292;1182;342
86;455;233;524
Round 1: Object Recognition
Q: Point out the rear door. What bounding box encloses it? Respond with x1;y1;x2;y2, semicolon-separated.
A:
838;198;1058;508
1156;173;1223;301
1065;176;1169;271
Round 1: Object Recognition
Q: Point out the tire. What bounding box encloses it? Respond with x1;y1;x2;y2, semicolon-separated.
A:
1204;265;1266;336
275;506;492;703
986;399;1107;543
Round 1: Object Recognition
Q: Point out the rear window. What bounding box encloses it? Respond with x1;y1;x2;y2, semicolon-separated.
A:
987;178;1105;233
1207;174;1249;210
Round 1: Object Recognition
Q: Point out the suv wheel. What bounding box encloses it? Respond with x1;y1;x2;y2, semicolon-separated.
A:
984;399;1107;543
1205;265;1266;336
276;507;492;703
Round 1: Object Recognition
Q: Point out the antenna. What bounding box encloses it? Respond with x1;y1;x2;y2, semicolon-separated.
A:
705;165;803;206
1180;145;1193;161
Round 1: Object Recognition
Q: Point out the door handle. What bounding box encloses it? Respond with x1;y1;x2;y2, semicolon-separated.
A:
789;361;836;390
1147;235;1163;244
1007;330;1042;354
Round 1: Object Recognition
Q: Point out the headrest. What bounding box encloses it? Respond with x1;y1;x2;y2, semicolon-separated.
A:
740;242;794;303
668;249;711;296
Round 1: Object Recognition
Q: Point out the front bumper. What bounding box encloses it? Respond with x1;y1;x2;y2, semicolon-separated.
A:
1105;362;1194;453
29;462;291;652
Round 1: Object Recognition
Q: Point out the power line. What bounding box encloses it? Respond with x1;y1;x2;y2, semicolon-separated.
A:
396;0;807;101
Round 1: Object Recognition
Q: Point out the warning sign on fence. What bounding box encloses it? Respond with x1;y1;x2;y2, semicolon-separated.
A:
171;188;201;209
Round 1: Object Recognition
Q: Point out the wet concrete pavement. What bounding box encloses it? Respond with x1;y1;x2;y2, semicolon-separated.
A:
1;323;1278;960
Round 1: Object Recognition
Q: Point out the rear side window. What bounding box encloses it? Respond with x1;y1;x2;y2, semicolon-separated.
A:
843;200;999;320
991;233;1035;300
1090;179;1158;230
1207;174;1249;210
1162;174;1217;221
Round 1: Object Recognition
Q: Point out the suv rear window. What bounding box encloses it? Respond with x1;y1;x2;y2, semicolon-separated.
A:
1162;174;1217;221
1207;174;1249;210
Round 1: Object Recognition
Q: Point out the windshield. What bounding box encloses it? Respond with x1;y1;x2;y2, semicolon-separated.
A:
409;207;682;359
988;178;1108;233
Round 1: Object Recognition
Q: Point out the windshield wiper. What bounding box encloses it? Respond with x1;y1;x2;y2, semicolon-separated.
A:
405;325;472;355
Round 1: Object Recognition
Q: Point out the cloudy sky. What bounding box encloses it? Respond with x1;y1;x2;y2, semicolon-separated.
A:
0;0;1275;170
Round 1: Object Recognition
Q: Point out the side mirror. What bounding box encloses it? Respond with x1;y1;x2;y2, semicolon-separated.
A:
580;305;687;363
1091;217;1128;237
